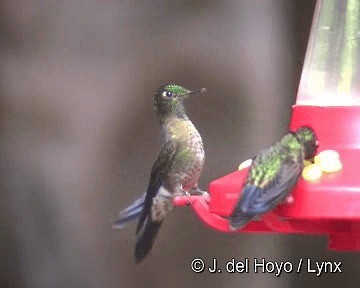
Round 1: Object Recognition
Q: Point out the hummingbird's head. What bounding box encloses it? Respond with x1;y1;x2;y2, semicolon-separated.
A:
294;126;318;159
153;84;206;120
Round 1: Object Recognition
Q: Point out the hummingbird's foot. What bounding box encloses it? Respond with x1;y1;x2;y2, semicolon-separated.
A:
180;188;191;197
193;187;209;197
183;191;192;205
173;188;192;205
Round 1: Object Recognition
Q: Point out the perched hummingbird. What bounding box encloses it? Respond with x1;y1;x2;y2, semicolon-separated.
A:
114;84;206;263
229;126;318;230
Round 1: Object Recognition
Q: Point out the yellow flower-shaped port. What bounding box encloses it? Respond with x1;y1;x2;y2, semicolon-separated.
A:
302;150;342;182
302;163;323;181
314;150;342;173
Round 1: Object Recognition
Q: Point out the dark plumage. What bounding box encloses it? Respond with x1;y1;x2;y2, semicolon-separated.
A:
229;126;318;230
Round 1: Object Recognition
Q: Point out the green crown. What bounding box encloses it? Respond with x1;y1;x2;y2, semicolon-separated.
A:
165;84;189;95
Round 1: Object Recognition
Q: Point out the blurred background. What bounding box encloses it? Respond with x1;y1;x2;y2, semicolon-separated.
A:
0;0;359;287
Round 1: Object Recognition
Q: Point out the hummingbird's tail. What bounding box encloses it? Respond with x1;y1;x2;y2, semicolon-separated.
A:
113;194;145;229
229;213;253;230
135;217;162;263
229;185;259;230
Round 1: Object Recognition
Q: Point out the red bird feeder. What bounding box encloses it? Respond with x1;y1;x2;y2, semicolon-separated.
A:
173;0;360;251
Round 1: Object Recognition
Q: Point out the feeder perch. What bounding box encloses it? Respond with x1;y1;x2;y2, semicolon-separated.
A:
173;0;360;251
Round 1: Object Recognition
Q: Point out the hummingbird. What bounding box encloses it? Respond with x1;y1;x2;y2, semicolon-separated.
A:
229;126;318;230
114;84;207;263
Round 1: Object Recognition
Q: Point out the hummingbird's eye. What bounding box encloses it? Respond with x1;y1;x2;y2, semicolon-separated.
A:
162;91;173;98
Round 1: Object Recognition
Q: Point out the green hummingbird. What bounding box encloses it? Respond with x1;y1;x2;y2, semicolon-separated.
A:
229;126;318;230
114;84;206;263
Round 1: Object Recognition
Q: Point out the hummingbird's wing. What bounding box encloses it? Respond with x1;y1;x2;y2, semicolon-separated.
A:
134;139;177;263
240;155;303;215
136;139;177;232
113;140;176;229
230;157;302;229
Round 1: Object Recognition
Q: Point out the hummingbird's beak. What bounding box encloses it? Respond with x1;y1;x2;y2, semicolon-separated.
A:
184;87;207;96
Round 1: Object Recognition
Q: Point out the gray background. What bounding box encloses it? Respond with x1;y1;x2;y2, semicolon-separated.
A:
0;0;359;287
